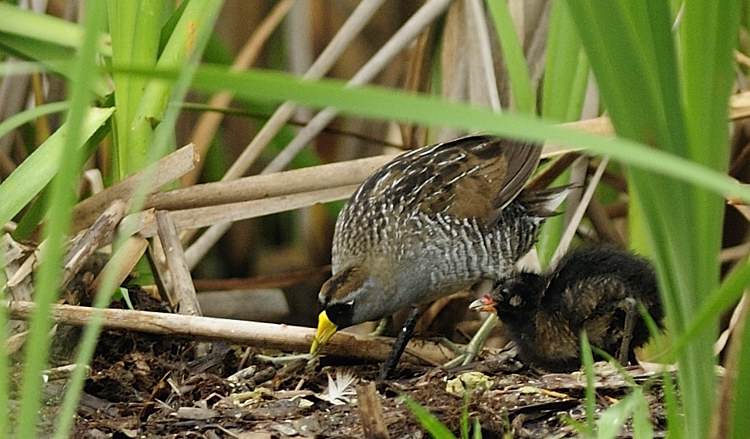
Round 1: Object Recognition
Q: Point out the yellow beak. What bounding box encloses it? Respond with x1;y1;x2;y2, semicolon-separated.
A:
309;311;338;354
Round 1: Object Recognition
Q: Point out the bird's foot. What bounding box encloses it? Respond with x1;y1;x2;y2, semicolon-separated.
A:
442;313;499;368
369;317;390;337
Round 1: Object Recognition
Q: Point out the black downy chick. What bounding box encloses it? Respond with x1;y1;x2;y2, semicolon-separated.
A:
471;246;663;372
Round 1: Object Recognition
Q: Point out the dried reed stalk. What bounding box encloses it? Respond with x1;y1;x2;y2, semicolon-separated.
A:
130;185;358;241
4;300;456;365
147;155;394;211
155;211;202;316
71;144;196;233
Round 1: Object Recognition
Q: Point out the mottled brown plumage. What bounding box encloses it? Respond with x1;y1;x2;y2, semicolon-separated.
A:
475;246;663;372
311;135;571;377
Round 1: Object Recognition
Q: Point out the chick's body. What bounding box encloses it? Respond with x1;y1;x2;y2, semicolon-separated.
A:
490;246;663;372
318;135;567;331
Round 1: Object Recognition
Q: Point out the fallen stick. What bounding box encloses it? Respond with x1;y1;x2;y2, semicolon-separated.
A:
92;236;148;290
61;200;126;289
357;382;391;439
193;265;330;291
155;211;202;316
147;155;394;211
71;144;197;233
125;185;359;238
4;300;456;365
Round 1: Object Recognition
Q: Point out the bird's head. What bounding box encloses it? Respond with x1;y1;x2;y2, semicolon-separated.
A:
310;265;386;354
469;272;544;321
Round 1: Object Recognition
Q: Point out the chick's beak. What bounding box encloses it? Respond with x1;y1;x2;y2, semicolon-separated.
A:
309;311;338;354
469;294;498;314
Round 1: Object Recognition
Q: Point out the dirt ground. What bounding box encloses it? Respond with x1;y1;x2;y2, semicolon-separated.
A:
34;290;666;438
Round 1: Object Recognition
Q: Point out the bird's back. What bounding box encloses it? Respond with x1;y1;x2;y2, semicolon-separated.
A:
332;135;542;273
546;246;661;315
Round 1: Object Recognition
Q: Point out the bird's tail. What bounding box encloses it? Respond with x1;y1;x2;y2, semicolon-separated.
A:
519;185;577;218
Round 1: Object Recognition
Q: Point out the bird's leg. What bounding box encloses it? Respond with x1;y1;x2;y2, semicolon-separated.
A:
378;306;423;381
617;297;638;365
443;313;499;368
369;317;390;337
443;280;498;368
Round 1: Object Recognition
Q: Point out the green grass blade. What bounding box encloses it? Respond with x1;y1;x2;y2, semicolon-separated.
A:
486;0;534;113
53;5;222;436
0;3;110;55
631;389;654;439
126;0;223;176
729;303;750;439
0;107;114;227
108;0;162;180
562;1;737;435
402;395;457;439
596;391;638;439
672;258;750;357
110;64;750;203
580;332;596;437
536;0;589;266
0;249;8;439
189;66;750;201
471;418;482;439
460;391;470;439
0;101;69;140
542;0;588;122
15;0;107;436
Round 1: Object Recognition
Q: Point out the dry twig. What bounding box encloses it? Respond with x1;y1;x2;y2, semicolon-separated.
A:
357;382;391;439
4;300;456;365
155;211;202;316
72;144;197;233
61;200;126;289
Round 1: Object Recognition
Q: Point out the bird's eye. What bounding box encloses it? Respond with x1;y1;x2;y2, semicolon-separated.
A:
509;295;522;307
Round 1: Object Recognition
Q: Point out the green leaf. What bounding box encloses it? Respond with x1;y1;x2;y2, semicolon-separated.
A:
125;0;223;177
729;302;750;439
0;3;110;55
486;0;534;113
562;1;738;436
472;417;482;439
672;258;750;357
0;107;114;227
580;332;596;437
0;101;69;141
15;0;107;436
0;248;9;439
596;391;639;439
632;389;654;439
542;0;588;122
108;0;162;179
402;395;457;439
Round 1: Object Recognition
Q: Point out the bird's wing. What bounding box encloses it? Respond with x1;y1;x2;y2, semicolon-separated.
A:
411;135;541;222
347;135;541;225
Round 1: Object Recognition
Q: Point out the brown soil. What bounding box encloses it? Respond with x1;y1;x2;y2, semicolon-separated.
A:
38;289;666;438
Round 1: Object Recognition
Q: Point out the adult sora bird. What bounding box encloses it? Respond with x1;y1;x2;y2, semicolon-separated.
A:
310;135;570;379
471;245;663;372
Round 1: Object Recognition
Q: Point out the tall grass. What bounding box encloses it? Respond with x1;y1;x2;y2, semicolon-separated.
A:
15;2;106;436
